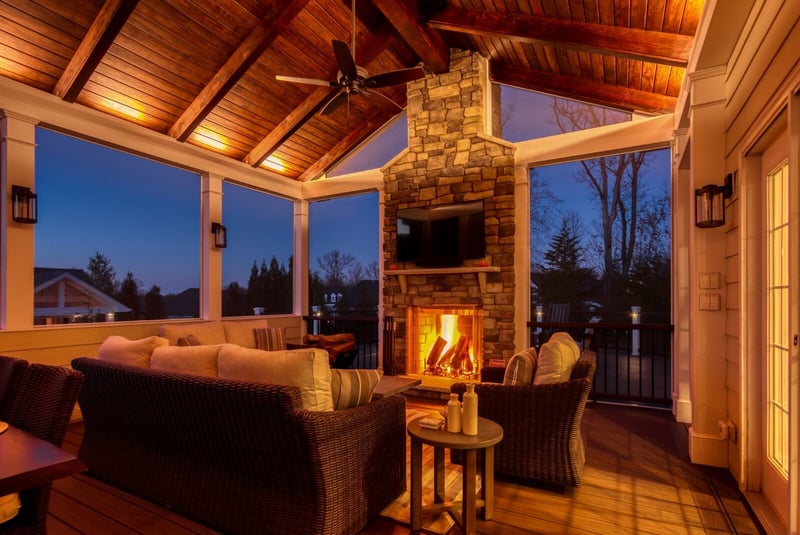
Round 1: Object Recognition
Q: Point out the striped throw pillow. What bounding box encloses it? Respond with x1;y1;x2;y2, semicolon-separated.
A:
253;327;286;351
503;347;538;385
330;369;383;410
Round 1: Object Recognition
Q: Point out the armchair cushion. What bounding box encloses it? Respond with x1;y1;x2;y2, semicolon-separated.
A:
97;335;169;367
503;347;537;385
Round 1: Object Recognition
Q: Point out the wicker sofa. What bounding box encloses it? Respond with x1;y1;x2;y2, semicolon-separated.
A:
451;347;597;488
71;356;406;535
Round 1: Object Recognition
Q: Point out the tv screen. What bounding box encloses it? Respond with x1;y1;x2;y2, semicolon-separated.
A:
397;201;485;267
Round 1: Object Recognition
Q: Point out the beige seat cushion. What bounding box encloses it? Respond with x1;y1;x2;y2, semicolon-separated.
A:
159;322;227;346
223;319;270;348
217;346;333;411
97;335;169;367
534;337;580;385
150;344;226;377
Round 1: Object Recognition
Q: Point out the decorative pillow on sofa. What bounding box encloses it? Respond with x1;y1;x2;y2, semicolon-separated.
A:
159;322;227;346
97;335;169;367
533;336;580;385
222;318;269;348
176;335;202;346
217;345;333;411
548;331;581;362
254;327;286;351
503;347;538;385
330;368;382;410
150;344;226;378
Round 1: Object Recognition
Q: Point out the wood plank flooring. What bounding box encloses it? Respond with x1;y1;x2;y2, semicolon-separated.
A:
48;397;763;534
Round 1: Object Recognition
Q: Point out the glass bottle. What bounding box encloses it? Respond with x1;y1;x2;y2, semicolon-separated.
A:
462;383;478;436
446;393;462;433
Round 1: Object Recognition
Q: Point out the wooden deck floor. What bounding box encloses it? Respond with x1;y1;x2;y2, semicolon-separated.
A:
49;397;764;534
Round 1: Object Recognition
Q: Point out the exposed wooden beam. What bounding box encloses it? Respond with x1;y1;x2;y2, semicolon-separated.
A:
369;0;449;73
299;107;397;181
491;62;676;115
427;5;692;68
53;0;139;102
168;1;310;142
245;30;394;167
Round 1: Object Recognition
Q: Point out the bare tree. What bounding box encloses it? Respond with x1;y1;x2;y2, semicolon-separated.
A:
529;168;562;262
317;250;355;288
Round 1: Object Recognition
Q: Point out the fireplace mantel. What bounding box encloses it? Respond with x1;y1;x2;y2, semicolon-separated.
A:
387;266;500;293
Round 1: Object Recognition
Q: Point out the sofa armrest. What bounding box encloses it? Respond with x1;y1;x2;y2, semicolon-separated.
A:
480;366;505;383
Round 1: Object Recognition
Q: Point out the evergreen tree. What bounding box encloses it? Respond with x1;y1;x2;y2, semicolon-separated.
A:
246;261;261;312
87;252;117;296
144;285;165;319
222;281;246;316
116;271;141;320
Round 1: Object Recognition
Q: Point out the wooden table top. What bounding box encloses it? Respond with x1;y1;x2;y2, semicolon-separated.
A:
372;375;422;399
407;416;503;450
0;423;86;495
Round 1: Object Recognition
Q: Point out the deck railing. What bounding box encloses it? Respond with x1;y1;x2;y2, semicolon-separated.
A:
529;320;674;407
301;313;381;369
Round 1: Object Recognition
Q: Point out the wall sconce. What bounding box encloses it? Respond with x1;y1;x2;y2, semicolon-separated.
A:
695;173;733;228
11;185;38;224
211;222;227;248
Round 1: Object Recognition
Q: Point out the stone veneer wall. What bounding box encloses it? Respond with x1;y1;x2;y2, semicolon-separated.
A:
382;50;516;374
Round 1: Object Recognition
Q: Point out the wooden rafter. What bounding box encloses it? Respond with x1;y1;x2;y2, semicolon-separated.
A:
427;5;692;68
168;1;310;142
369;0;449;73
245;29;394;168
53;0;139;102
491;62;677;115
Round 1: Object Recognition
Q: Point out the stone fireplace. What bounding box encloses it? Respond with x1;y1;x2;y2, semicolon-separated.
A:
382;50;517;376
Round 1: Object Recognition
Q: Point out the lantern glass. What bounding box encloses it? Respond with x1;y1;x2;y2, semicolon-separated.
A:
695;184;725;228
211;222;227;248
11;185;37;224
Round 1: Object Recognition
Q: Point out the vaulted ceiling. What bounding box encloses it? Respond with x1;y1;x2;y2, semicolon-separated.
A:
0;0;703;181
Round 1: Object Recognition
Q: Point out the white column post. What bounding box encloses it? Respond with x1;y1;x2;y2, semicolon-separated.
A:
201;173;223;321
631;306;641;357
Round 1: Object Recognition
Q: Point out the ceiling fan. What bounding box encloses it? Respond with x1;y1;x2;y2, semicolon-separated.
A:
275;0;425;116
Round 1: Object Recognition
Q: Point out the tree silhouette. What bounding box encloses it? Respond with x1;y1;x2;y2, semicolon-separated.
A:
144;285;165;319
317;250;355;288
116;271;141;320
87;252;117;296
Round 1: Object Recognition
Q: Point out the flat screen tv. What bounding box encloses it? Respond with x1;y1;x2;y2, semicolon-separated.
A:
396;201;485;267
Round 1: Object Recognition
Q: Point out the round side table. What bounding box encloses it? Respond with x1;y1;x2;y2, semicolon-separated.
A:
407;416;503;535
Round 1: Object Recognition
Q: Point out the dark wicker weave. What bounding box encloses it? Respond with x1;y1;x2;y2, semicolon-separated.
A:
1;362;84;535
451;350;597;487
71;357;406;535
0;356;28;421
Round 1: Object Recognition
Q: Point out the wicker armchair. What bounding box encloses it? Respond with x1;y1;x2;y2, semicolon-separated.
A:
0;362;84;535
0;356;28;420
451;350;597;487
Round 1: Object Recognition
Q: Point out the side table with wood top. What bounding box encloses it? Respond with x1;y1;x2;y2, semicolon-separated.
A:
407;416;503;535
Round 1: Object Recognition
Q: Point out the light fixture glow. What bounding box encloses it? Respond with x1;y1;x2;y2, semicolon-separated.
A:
194;131;228;151
261;155;286;172
107;99;146;121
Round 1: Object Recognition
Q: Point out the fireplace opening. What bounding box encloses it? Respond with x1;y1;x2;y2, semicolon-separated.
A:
407;305;483;378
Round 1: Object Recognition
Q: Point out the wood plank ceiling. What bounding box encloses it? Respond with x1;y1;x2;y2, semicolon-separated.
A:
0;0;703;182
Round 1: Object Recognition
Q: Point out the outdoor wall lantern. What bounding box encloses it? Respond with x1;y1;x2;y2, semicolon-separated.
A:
211;222;227;248
11;185;38;224
695;173;733;229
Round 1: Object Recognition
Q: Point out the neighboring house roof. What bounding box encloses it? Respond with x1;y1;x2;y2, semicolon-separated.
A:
33;267;130;317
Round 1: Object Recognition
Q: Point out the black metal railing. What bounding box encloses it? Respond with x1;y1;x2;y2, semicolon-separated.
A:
529;320;674;407
301;313;381;369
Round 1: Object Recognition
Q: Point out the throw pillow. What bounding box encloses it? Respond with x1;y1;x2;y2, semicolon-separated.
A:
549;331;581;362
330;368;383;410
254;327;287;351
503;347;538;385
176;334;202;346
97;335;169;367
159;322;227;345
217;345;333;411
150;344;225;378
534;339;579;385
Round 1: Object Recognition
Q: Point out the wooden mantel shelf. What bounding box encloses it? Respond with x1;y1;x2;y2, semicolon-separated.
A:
387;266;500;293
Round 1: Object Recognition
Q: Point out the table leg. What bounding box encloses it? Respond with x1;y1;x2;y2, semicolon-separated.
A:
482;445;495;520
462;449;477;535
433;446;445;503
410;438;423;531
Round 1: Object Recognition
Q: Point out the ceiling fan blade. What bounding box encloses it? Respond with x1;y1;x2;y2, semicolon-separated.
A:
332;40;358;81
320;91;348;116
361;89;403;113
363;66;426;88
275;75;335;87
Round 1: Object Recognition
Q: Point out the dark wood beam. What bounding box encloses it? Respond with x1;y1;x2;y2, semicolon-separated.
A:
369;0;449;73
299;107;397;181
168;1;310;142
53;0;139;102
491;62;676;115
427;5;692;68
245;30;394;167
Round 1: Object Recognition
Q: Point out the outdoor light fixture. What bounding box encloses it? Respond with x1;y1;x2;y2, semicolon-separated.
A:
211;222;227;248
695;173;733;229
11;185;38;224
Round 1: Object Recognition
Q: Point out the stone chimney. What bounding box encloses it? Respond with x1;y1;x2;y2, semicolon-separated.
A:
382;50;516;374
